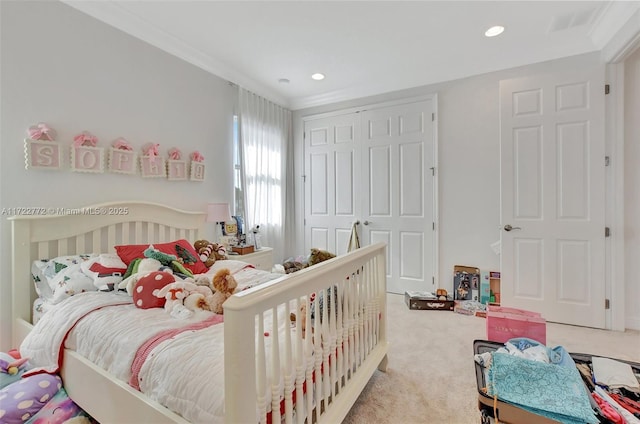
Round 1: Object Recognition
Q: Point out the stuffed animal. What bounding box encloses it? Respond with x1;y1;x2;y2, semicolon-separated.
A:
144;245;193;277
307;248;336;267
283;261;305;274
156;280;200;319
194;240;227;268
118;258;163;294
183;284;214;312
0;352;30;389
208;268;237;314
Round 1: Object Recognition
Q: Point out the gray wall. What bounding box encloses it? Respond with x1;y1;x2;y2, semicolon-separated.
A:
0;0;236;349
293;51;640;330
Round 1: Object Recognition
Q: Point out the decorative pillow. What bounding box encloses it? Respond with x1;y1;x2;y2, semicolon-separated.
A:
23;386;88;423
32;255;97;304
48;264;96;304
80;253;127;291
31;260;54;300
133;271;175;309
115;239;208;275
0;373;62;423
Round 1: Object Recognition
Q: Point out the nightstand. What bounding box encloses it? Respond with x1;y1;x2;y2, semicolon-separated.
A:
232;247;273;271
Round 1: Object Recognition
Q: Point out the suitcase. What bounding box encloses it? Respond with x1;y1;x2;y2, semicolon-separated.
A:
473;339;640;424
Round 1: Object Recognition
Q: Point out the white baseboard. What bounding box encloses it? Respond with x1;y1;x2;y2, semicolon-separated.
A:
625;316;640;331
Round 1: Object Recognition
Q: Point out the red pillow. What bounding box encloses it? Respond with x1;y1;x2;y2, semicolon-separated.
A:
133;271;175;309
114;239;208;275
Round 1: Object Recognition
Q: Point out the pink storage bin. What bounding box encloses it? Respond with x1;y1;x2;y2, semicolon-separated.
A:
487;305;542;317
486;306;546;345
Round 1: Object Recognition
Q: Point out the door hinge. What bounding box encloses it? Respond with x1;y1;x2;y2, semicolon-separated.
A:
302;174;306;182
605;84;610;95
605;156;610;166
432;112;435;122
432;222;435;230
430;166;435;176
432;276;435;285
605;227;610;237
303;218;306;226
605;298;610;309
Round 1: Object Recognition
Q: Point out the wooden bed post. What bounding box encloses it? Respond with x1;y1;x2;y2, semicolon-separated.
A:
223;299;257;423
10;217;33;345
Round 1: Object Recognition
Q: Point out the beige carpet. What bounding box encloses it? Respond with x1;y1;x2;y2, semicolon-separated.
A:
341;293;640;424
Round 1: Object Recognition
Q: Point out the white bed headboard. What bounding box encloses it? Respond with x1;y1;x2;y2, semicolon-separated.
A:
9;201;206;344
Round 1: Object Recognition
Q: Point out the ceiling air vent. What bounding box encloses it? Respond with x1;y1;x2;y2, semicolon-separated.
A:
548;8;596;32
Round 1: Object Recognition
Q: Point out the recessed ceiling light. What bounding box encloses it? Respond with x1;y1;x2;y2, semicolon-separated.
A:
485;26;505;37
311;73;325;81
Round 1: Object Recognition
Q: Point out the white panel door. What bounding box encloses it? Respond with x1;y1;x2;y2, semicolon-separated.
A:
304;113;361;256
500;68;606;328
304;99;435;294
361;100;435;294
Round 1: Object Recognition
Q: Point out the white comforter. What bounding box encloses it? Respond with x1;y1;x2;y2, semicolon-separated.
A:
21;266;299;423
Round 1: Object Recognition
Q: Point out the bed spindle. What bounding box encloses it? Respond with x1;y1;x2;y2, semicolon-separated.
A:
270;306;281;424
282;301;293;424
256;313;267;424
303;296;314;423
328;283;338;401
313;293;323;417
294;297;305;424
336;284;345;392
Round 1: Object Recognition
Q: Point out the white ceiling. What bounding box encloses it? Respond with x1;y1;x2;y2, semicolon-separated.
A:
63;1;639;110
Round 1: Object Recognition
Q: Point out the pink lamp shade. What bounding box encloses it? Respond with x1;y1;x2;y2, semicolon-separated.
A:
206;203;231;223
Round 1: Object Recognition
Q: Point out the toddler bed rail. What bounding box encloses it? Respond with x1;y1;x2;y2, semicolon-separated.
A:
9;201;388;423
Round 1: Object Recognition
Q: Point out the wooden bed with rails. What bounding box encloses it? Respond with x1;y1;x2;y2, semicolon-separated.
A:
9;201;388;423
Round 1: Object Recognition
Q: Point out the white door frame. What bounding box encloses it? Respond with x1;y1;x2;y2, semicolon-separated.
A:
606;62;627;332
301;94;440;288
602;14;639;330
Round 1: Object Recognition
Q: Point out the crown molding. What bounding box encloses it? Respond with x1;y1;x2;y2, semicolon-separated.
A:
61;0;290;108
590;1;640;52
601;7;640;63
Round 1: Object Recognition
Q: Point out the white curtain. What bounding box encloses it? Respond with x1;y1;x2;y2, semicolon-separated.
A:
238;88;292;260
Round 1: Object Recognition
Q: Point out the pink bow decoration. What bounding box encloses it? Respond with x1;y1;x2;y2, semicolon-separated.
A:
143;143;160;162
112;137;133;151
168;147;182;160
73;131;98;148
27;123;56;141
191;151;204;162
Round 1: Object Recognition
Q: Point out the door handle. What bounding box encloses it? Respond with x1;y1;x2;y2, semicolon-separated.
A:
363;221;370;226
503;224;522;232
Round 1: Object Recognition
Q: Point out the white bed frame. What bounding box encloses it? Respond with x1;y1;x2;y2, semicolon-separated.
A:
10;201;388;424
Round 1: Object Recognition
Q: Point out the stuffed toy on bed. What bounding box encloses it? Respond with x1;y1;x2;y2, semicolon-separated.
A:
193;240;227;268
155;280;211;319
207;268;237;314
144;245;193;278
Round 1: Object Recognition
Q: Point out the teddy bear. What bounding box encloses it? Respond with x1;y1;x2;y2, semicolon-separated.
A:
307;248;336;267
194;240;227;268
207;268;238;314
